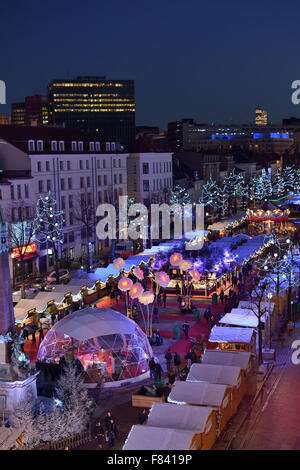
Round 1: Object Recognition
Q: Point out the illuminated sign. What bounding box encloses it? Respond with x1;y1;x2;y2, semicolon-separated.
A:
12;242;37;260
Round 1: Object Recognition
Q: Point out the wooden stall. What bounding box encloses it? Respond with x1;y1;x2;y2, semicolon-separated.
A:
123;425;198;450
187;363;246;414
219;308;268;343
202;350;254;378
132;385;165;408
147;402;217;450
209;326;256;355
168;381;233;433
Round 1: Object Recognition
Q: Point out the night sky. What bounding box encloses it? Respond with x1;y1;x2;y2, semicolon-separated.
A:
1;0;300;129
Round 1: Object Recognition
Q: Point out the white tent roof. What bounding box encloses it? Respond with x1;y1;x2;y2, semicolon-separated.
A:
34;291;68;305
51;307;137;341
208;212;246;231
209;326;254;344
147;403;214;433
202;350;252;370
14;298;50;322
238;301;274;314
219;309;266;328
123;425;195;450
50;284;85;296
168;380;228;407
187;363;242;387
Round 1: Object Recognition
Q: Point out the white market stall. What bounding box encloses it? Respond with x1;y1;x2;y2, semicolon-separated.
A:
202;350;254;377
123;425;197;450
187;363;246;414
209;326;256;354
168;381;233;433
146;402;217;450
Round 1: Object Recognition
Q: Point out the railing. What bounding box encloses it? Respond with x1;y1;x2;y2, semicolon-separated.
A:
33;427;92;450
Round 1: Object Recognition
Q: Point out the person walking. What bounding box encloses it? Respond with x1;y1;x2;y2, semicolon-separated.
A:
163;291;167;308
185;349;194;367
168;368;176;386
219;289;224;304
174;352;181;375
38;326;44;344
106;419;117;448
165;349;173;372
177;295;182;308
155;362;162;381
95;421;105;449
138;409;148;425
149;357;156;380
182;321;190;340
104;411;115;431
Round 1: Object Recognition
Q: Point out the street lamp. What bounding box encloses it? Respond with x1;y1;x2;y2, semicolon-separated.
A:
267;291;273;349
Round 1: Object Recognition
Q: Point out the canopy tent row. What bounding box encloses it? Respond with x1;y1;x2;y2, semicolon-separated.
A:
202;349;254;377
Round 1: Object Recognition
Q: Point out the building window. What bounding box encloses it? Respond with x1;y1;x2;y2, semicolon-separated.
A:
111;142;116;152
86;160;89;169
38;181;43;193
89;142;95;152
114;174;117;184
46;161;50;172
28;140;35;152
11;208;15;222
47;180;51;191
143;163;149;174
37;140;43;152
106;142;111;152
0;395;7;409
10;185;14;200
95;142;100;152
59;141;65;152
78;141;84;151
80;177;84;188
51;141;58;152
69;246;75;258
25;206;30;219
69;212;74;225
103;175;107;185
153;162;155;174
98;175;102;186
67;160;71;170
119;174;122;184
103;160;106;169
60;161;64;171
37;161;41;172
97;160;100;169
60;179;65;191
113;159;116;168
69;232;74;243
79;160;83;170
72;141;77;152
68;178;72;189
69;195;73;208
143;180;149;191
98;191;102;203
118;159;121;167
24;184;29;198
61;196;66;210
87;176;91;187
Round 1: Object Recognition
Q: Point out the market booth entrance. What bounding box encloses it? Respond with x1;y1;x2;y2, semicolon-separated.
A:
37;307;153;387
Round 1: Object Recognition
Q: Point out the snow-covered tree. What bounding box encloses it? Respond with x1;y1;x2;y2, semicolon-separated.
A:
199;175;224;210
271;169;285;199
10;391;40;449
282;166;295;192
223;169;245;213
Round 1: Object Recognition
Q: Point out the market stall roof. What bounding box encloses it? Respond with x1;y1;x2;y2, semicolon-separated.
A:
14;298;51;322
147;403;214;433
209;326;255;344
238;301;274;314
168;380;228;407
34;291;68;305
50;283;89;296
50;307;136;341
202;350;252;370
187;363;242;387
219;309;266;328
123;425;195;450
207;212;246;231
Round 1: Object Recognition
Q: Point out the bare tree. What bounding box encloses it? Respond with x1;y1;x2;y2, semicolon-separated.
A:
74;189;97;273
6;203;36;298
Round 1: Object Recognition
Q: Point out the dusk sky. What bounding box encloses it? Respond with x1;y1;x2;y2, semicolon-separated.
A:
1;0;300;129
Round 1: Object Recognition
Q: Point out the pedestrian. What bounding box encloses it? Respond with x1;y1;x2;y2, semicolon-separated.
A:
163;291;167;308
138;409;148;425
51;312;56;326
163;382;171;402
153;305;159;323
182;321;190;340
174;352;181;375
38;326;44;344
106;419;117;448
95;421;105;449
165;349;173;372
177;295;182;308
110;290;115;305
104;411;115;430
219;289;224;304
168;368;176;386
149;357;156;380
185;348;194;367
155;362;162;381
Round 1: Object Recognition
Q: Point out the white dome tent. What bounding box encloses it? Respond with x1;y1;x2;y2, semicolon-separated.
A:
37;307;152;386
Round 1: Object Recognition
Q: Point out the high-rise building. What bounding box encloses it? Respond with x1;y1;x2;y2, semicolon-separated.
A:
255;106;268;126
0;114;8;125
11;95;48;126
48;76;135;149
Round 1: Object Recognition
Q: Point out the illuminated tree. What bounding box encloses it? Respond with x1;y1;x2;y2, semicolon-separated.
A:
223;169;245;213
34;192;64;283
199;175;224;210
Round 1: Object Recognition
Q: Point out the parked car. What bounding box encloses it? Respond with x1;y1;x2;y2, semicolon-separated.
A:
47;269;71;283
31;277;47;289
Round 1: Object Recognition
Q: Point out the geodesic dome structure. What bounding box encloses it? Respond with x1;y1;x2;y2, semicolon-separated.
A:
37;307;153;383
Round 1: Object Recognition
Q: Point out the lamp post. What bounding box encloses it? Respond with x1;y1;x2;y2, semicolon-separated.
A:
267;291;272;348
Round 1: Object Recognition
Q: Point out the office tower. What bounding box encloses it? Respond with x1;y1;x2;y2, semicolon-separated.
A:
11;95;48;126
48;76;135;149
255;106;268;126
